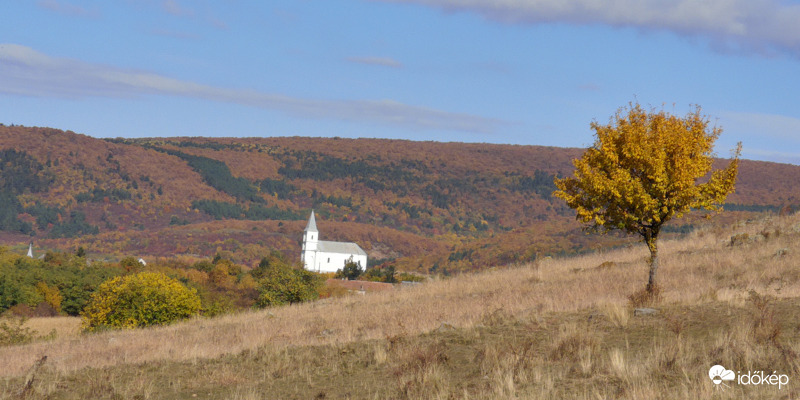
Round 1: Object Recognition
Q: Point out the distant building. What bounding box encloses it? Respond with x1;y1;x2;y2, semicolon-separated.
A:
301;211;367;273
27;243;33;258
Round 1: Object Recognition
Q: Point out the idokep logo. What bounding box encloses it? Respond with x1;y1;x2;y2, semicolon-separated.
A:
709;365;735;389
709;365;790;390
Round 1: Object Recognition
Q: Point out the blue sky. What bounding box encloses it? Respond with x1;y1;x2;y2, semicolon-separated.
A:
2;1;800;164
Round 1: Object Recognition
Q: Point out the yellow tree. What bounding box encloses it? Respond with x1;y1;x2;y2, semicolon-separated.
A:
554;103;740;293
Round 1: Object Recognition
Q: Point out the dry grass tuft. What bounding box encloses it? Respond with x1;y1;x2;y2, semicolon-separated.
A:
549;323;599;374
602;302;631;328
748;290;782;344
22;317;81;339
628;284;662;308
391;340;450;399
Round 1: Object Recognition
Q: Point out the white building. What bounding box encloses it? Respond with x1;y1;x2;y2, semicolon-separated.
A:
301;210;367;273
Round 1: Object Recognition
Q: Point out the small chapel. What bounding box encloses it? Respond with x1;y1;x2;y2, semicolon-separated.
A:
301;211;368;273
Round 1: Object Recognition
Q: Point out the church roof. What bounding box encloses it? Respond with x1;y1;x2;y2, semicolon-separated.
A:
318;240;367;256
305;210;318;232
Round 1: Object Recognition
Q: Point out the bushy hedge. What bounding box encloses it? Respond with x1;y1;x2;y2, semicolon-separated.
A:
0;252;122;316
254;254;324;307
81;272;201;331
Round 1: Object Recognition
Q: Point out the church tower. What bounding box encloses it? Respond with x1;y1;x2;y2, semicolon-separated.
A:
299;210;367;273
302;210;318;270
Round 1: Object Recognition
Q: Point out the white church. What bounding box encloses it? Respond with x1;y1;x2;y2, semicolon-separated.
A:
301;211;367;273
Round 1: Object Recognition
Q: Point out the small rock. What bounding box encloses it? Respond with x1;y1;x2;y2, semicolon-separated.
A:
633;308;658;316
775;248;789;258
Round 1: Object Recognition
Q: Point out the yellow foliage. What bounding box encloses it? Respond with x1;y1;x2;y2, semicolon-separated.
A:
35;282;62;313
81;272;201;331
181;268;209;285
237;274;256;290
554;102;740;289
209;264;235;289
554;102;740;238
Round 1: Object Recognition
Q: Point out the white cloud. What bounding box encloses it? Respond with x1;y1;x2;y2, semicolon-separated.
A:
373;0;800;56
720;111;800;142
207;16;228;30
0;44;504;134
162;0;193;17
718;111;800;164
347;56;404;68
742;148;800;165
37;0;97;17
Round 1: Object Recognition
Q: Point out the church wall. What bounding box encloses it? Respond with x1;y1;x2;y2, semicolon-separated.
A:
312;251;367;273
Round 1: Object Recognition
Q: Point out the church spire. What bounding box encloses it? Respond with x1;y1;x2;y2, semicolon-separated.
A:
27;243;33;258
305;210;318;232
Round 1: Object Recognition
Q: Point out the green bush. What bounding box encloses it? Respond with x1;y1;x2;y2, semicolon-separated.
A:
335;259;364;280
255;260;323;308
0;315;38;346
361;265;397;283
0;252;124;316
81;272;201;331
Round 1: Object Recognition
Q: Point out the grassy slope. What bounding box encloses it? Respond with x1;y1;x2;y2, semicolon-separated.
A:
3;212;800;399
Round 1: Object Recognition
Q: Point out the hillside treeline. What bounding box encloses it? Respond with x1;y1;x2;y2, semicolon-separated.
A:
0;246;344;319
1;125;798;273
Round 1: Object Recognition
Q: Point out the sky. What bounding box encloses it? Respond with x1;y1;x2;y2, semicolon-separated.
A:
1;1;800;164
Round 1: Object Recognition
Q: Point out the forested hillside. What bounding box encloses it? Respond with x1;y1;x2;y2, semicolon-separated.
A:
0;124;797;273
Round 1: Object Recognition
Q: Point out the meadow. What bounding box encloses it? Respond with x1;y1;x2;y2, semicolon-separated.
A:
2;212;800;399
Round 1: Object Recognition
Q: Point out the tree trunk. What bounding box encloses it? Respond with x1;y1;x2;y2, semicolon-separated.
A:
645;233;659;293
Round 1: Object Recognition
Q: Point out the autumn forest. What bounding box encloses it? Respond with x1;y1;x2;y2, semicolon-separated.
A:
1;124;799;276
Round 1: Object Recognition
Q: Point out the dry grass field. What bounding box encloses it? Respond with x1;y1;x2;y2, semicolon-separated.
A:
2;212;800;399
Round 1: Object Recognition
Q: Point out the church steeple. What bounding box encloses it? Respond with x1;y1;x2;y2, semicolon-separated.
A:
305;210;318;233
302;211;319;270
27;242;33;258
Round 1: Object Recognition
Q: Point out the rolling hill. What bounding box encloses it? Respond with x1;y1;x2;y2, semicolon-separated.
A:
0;124;798;272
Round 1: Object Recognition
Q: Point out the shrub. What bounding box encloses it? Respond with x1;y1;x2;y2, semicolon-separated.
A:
256;261;324;308
0;315;37;346
81;272;201;331
361;265;397;283
35;281;62;314
335;259;364;280
628;284;662;308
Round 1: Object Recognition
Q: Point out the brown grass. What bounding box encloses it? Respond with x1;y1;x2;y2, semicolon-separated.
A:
2;212;800;398
21;317;81;340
